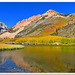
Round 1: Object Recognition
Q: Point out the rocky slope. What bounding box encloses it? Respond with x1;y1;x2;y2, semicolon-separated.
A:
0;22;8;34
15;9;68;38
0;14;41;38
0;9;75;38
52;14;75;38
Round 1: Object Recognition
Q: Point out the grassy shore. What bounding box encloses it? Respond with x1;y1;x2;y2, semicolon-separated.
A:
0;44;25;50
1;35;75;46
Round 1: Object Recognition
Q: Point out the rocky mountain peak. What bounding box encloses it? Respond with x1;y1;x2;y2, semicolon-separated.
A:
47;9;56;13
0;22;8;34
42;9;58;18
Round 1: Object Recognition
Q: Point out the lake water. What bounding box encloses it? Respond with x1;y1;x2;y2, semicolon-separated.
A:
0;46;75;73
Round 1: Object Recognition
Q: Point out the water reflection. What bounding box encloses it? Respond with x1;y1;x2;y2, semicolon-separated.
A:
0;51;10;65
0;51;31;73
0;46;75;72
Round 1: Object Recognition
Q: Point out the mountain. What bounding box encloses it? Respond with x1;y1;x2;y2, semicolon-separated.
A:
0;9;75;38
0;22;8;34
51;13;75;38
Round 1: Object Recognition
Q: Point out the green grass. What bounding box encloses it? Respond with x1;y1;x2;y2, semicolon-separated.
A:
0;44;25;50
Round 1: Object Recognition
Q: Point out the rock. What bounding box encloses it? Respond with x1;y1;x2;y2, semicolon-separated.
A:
0;22;8;34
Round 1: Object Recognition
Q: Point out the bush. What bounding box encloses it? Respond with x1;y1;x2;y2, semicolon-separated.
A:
49;40;53;43
61;39;70;44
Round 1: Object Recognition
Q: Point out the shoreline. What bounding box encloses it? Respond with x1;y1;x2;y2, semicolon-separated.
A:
1;42;75;47
18;44;75;47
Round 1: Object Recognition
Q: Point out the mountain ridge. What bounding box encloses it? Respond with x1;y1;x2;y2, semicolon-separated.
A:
0;9;75;38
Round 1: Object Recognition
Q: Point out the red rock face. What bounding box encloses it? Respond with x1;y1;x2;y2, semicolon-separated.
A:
12;14;41;30
11;10;58;30
0;14;41;38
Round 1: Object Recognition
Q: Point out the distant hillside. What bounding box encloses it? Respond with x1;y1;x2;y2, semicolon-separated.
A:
0;9;75;38
0;22;8;34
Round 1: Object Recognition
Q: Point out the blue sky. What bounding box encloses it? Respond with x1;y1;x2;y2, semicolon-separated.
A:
0;2;75;28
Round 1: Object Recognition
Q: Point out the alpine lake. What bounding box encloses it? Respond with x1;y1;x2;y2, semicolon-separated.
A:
0;45;75;73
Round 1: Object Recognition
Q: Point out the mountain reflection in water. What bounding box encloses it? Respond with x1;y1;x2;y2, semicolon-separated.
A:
0;51;31;73
0;46;75;72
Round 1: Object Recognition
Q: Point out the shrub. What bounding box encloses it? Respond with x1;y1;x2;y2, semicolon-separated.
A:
61;39;70;44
